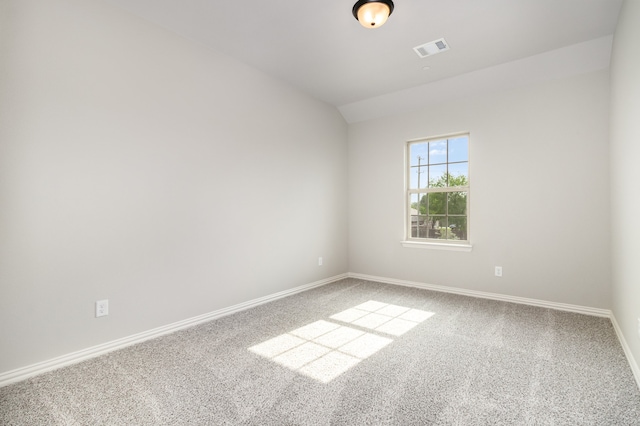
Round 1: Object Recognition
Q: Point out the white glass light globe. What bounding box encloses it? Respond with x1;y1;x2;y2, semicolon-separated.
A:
357;2;391;28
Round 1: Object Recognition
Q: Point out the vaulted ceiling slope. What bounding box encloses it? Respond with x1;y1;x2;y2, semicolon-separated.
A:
104;0;622;121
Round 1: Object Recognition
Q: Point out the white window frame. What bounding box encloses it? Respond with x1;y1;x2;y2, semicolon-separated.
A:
402;132;472;252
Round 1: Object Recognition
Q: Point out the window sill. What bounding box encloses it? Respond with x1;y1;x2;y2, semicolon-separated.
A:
401;241;473;252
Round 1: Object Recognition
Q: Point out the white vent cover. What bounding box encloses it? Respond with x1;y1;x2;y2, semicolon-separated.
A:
413;38;450;58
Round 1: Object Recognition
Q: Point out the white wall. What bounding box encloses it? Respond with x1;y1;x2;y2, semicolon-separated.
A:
0;0;348;374
610;0;640;372
348;70;611;308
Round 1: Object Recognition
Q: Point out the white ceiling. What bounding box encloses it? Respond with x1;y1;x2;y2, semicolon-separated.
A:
103;0;622;111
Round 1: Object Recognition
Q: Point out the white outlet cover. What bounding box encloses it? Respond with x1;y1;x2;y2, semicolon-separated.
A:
96;299;109;317
495;266;503;277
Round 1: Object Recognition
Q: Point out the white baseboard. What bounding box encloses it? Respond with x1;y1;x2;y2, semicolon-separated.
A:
0;273;348;388
348;272;611;317
610;315;640;390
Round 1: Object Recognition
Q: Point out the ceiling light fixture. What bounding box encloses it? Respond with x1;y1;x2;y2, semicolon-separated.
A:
352;0;394;29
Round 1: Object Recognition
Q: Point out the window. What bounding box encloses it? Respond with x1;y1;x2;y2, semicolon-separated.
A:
406;133;469;245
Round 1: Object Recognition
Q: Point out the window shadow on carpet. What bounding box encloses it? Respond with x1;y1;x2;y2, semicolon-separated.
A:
248;301;435;383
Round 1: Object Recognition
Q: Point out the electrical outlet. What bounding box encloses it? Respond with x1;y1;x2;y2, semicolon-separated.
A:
637;318;640;340
96;299;109;317
495;266;503;277
318;257;323;266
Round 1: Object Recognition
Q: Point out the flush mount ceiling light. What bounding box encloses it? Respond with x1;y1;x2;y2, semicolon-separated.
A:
352;0;394;29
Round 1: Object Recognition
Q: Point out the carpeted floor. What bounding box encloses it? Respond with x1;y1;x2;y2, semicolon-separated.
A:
1;278;639;425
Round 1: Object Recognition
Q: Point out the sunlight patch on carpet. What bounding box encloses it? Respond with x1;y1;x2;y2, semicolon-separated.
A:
331;301;435;336
248;301;434;383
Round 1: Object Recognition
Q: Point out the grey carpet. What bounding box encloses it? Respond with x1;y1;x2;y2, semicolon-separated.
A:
1;278;639;425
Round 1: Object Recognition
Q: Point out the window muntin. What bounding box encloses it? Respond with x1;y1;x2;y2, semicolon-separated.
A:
407;134;469;242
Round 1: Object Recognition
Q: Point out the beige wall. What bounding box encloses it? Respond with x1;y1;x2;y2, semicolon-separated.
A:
0;0;348;373
610;0;640;373
348;70;611;308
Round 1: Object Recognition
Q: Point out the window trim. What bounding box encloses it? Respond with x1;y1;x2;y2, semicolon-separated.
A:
403;132;471;250
400;240;473;252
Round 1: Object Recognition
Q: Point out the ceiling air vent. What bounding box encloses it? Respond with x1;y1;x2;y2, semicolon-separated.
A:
413;38;450;58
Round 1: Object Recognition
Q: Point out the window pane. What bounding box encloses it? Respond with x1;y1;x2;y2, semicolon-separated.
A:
410;193;419;210
428;192;445;215
412;215;428;238
428;164;447;187
448;136;468;163
410;193;418;220
447;192;467;215
410;194;418;237
448;216;467;240
418;194;427;214
409;166;428;189
428;216;447;239
448;162;468;186
409;143;428;167
429;140;447;165
409;193;426;215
